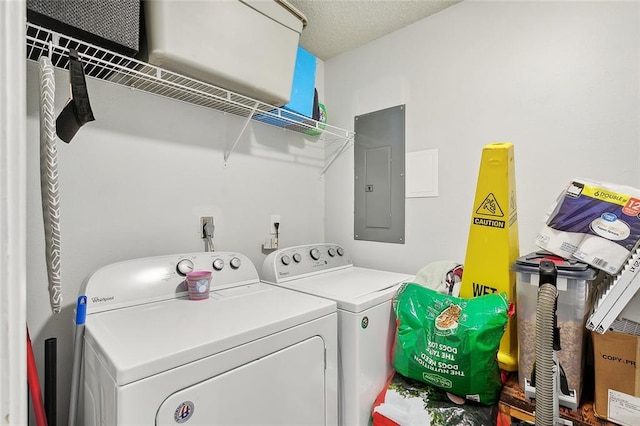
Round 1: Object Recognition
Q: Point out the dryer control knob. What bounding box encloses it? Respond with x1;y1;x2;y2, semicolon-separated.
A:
230;257;241;269
176;259;194;276
328;248;336;257
337;247;345;256
212;258;224;271
292;253;302;263
310;248;321;261
281;255;291;266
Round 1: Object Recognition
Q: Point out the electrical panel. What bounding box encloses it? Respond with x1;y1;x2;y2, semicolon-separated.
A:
354;105;405;244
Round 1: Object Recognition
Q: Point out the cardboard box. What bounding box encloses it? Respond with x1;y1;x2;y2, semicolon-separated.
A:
592;330;640;425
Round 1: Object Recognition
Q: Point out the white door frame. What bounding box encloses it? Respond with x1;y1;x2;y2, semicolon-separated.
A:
1;1;28;424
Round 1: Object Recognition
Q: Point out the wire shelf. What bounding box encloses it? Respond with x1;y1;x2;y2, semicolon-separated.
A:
25;22;354;144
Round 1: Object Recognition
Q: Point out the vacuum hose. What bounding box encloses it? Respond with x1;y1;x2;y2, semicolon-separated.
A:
535;260;559;426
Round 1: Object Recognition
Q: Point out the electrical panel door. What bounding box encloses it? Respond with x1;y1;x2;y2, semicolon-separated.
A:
354;105;405;244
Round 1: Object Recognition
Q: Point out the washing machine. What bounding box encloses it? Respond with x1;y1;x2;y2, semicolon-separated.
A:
78;251;338;425
261;243;414;426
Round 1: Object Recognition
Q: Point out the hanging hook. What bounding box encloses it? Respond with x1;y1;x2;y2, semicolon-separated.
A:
50;33;60;57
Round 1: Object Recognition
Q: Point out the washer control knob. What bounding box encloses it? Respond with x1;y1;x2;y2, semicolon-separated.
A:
281;255;291;266
328;248;336;257
292;253;302;263
212;258;224;271
230;257;241;269
176;259;194;276
337;247;345;256
310;248;321;261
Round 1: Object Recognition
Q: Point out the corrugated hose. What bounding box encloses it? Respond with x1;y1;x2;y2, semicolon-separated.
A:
535;283;557;425
535;259;560;426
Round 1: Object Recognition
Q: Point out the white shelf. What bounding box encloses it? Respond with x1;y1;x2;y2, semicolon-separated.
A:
26;22;354;172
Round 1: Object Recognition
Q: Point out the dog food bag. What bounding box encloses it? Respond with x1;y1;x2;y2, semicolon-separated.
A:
392;283;509;405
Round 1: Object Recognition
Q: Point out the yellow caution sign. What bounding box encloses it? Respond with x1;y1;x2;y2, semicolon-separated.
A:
460;143;520;371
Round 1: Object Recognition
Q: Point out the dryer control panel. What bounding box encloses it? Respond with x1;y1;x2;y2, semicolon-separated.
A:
261;243;353;283
81;252;259;314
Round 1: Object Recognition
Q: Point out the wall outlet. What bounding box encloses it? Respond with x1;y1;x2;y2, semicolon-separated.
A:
262;238;278;253
263;238;275;250
201;216;214;238
270;215;281;235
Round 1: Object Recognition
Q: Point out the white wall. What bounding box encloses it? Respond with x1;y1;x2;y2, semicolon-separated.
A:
324;0;640;274
25;61;327;425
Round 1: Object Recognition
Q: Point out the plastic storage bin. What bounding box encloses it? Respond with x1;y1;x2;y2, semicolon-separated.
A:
513;251;599;410
143;0;306;106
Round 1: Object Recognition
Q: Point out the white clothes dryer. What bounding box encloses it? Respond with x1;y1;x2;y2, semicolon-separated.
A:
261;243;414;426
78;251;338;425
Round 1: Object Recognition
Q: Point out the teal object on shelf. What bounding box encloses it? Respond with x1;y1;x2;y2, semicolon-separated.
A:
286;46;316;118
255;46;317;126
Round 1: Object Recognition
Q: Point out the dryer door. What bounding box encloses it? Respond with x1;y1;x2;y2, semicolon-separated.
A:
156;336;327;425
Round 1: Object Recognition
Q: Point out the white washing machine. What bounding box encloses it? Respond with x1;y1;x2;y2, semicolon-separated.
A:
261;243;414;426
78;251;338;425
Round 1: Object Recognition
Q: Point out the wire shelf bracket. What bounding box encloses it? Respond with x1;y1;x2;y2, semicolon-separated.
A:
225;101;259;166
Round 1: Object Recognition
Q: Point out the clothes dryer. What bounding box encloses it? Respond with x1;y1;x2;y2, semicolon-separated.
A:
261;243;413;426
77;251;338;425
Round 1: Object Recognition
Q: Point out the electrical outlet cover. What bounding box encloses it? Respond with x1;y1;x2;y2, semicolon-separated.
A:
201;216;214;238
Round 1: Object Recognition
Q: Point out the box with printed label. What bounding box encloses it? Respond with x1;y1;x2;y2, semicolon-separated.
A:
592;330;640;425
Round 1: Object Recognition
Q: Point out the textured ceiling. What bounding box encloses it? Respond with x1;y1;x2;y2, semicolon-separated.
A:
287;0;462;60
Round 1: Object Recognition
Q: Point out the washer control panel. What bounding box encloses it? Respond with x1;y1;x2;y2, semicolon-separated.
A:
261;243;353;283
81;252;258;314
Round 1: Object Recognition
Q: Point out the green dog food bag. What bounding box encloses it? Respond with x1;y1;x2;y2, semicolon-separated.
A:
392;282;508;405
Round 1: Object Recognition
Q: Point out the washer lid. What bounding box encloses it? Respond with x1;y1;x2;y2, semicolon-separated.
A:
83;283;336;386
273;267;413;313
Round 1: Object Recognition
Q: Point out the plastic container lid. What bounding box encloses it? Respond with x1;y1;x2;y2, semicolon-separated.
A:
512;251;598;280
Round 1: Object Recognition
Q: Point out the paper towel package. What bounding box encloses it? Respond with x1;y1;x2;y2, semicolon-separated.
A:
536;179;640;274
